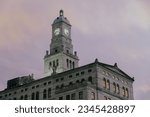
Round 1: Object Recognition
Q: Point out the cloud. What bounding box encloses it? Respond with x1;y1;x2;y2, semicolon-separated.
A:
0;0;150;99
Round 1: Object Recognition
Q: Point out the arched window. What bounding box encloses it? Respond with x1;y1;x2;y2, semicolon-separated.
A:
36;91;39;100
113;82;116;93
48;88;51;98
126;88;129;98
76;80;80;83
88;76;93;83
69;82;73;85
49;62;52;69
106;80;110;90
81;79;85;83
66;59;69;68
56;59;59;66
103;78;106;88
43;89;47;99
53;61;55;67
122;87;125;97
70;60;72;69
24;95;28;100
61;84;64;88
31;93;35;100
117;84;120;94
91;92;95;100
73;62;75;69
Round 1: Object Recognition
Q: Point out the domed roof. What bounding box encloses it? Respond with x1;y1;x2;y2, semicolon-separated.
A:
53;10;71;25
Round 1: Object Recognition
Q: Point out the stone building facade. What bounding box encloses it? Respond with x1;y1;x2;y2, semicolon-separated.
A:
0;10;134;100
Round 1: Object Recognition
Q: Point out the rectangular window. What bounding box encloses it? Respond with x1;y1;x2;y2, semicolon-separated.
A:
66;95;70;100
88;69;92;73
71;93;76;100
43;89;47;99
81;71;85;75
79;91;83;99
44;82;47;86
56;79;59;82
36;92;39;100
59;96;63;100
31;93;35;100
48;88;51;98
25;88;28;91
76;73;79;76
61;78;64;81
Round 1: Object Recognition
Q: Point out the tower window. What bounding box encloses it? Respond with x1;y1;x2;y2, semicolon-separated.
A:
67;50;69;54
66;59;69;68
55;49;58;53
70;60;72;69
49;62;52;67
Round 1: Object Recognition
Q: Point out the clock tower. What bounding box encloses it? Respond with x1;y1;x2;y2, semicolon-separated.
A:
44;10;79;76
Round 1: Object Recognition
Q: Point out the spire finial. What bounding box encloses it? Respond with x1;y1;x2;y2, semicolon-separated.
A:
60;9;64;16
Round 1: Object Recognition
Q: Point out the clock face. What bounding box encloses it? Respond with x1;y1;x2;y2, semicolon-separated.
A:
54;28;60;36
64;28;69;36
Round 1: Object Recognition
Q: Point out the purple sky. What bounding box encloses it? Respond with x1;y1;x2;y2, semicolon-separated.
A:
0;0;150;99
